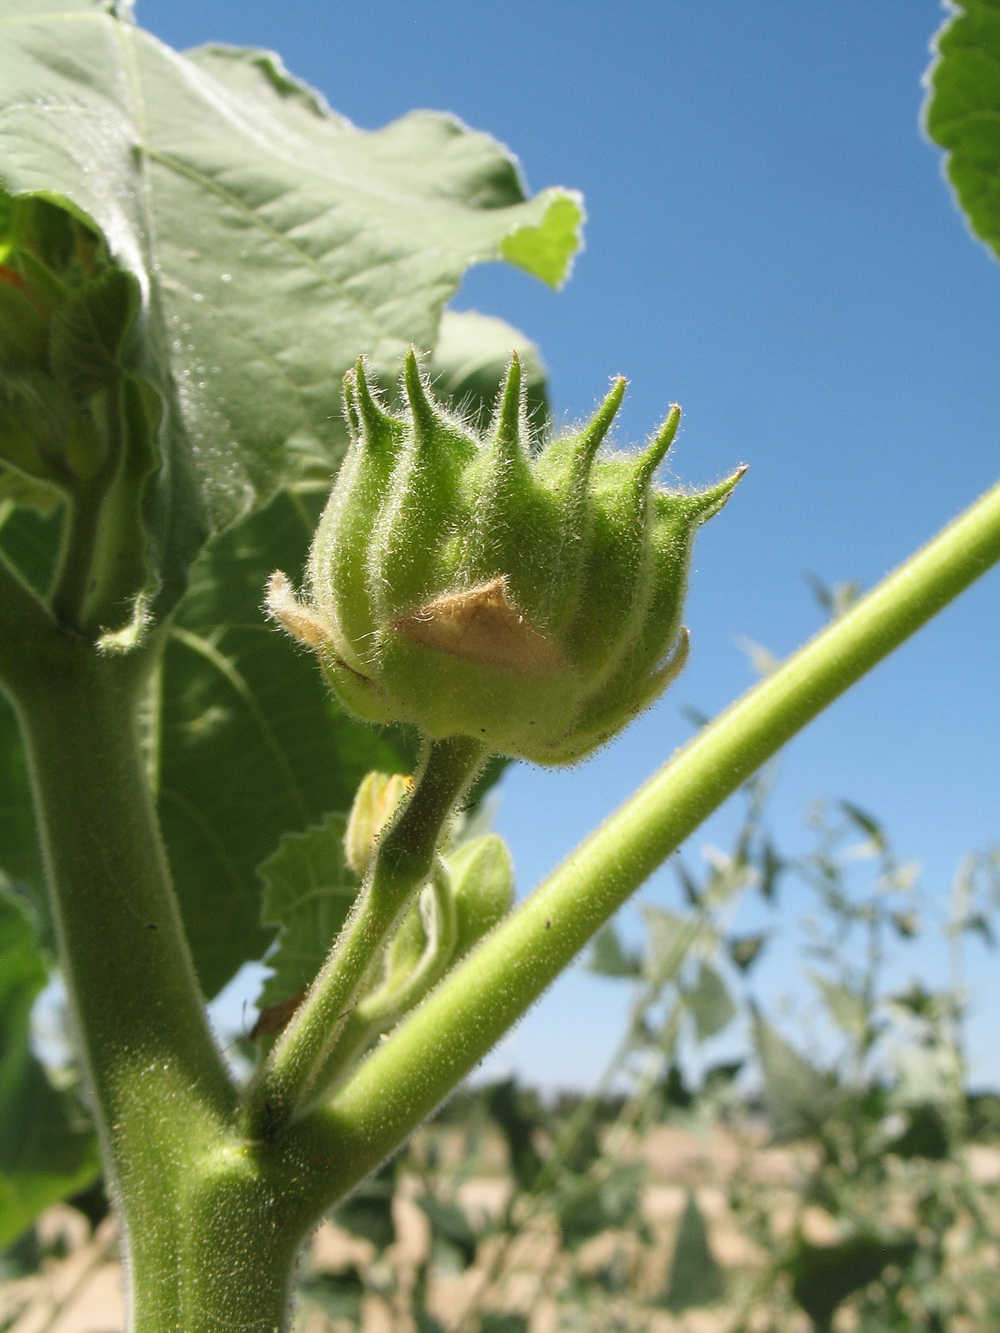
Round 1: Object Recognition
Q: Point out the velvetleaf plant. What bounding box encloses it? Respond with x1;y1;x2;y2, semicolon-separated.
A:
1;4;1000;1331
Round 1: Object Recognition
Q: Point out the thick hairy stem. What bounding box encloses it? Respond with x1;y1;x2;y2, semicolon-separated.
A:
288;475;1000;1209
247;734;486;1134
8;635;241;1330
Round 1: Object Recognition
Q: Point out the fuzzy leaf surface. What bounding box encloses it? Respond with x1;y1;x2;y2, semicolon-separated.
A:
0;1;582;614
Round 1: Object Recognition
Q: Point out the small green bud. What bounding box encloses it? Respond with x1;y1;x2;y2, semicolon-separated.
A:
269;350;744;763
446;834;515;959
343;769;412;877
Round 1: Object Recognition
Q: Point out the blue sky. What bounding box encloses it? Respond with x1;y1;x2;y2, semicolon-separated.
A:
138;1;1000;1090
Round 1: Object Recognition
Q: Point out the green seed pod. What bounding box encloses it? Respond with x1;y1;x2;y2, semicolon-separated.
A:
269;350;744;763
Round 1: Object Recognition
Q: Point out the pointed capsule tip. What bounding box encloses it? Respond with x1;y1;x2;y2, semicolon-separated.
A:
688;462;748;523
577;376;627;467
492;353;524;450
403;346;436;431
635;403;682;486
349;356;401;447
503;352;523;401
342;368;360;435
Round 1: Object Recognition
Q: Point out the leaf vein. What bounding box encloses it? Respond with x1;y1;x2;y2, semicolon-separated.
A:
170;625;312;827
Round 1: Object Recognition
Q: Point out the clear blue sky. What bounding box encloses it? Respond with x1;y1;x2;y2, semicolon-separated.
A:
138;1;1000;1090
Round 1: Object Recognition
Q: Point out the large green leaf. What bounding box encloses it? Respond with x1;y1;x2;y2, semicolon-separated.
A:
0;885;100;1247
0;0;582;614
926;1;1000;263
156;491;413;996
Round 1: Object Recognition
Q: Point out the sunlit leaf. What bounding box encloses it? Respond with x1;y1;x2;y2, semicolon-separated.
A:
0;1;583;616
926;0;1000;264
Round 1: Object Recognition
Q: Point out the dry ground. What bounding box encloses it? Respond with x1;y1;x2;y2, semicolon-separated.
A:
5;1129;1000;1333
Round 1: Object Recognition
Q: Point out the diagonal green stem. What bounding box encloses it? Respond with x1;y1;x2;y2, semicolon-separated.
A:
289;475;1000;1208
246;733;486;1134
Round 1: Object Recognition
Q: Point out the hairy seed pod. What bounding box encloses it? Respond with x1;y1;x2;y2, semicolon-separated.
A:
268;350;744;763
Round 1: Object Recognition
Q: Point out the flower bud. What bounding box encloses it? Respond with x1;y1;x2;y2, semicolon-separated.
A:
269;350;743;763
343;769;412;877
447;834;515;959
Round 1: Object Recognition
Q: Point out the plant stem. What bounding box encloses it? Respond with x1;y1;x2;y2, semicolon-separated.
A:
247;733;485;1134
6;632;244;1328
295;475;1000;1207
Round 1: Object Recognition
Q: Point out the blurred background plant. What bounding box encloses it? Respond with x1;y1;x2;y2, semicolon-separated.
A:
7;721;999;1333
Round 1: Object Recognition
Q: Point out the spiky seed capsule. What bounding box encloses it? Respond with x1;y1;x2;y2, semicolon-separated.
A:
269;349;744;764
